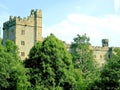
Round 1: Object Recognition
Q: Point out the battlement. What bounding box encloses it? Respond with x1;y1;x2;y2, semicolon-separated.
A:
92;46;109;51
3;9;42;28
30;9;42;17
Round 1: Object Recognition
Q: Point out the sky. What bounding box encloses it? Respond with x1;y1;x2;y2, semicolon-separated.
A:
0;0;120;47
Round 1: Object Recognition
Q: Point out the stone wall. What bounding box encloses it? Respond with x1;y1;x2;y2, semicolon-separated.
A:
64;42;111;67
92;46;110;67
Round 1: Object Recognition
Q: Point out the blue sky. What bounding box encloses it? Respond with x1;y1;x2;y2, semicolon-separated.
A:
0;0;120;46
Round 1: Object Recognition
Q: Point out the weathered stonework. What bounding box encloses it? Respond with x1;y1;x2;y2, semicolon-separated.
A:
3;9;42;60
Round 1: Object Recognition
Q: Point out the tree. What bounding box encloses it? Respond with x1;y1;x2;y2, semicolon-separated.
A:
0;40;30;90
24;41;42;69
29;41;42;59
74;69;85;90
0;38;5;52
25;34;83;89
5;40;20;60
90;48;120;90
70;34;95;72
70;34;97;88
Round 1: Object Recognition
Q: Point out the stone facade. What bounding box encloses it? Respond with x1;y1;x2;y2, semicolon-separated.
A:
3;9;42;60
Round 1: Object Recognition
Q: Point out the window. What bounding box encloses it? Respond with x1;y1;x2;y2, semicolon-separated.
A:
21;41;25;45
21;52;25;56
21;30;25;35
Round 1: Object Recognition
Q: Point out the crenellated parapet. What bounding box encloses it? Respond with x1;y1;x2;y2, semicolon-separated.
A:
3;9;42;29
3;16;16;29
92;46;109;51
32;9;42;18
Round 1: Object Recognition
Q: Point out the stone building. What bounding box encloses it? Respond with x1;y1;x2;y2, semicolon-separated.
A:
3;9;42;60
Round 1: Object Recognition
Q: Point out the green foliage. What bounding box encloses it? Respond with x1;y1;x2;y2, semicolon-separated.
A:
90;48;120;90
25;34;83;89
5;40;20;60
0;40;30;90
70;34;95;72
74;69;85;90
70;34;97;89
25;41;42;68
0;38;5;52
29;41;42;59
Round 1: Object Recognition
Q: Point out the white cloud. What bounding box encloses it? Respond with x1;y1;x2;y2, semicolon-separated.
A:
43;13;120;47
114;0;120;13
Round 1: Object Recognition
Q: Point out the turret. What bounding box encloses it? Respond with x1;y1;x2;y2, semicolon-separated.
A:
102;39;109;47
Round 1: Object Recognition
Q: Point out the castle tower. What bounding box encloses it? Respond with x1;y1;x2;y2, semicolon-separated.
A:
102;39;109;47
3;9;42;60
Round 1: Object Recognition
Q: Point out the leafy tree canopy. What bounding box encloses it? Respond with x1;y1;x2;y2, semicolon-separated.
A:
0;40;30;90
70;34;98;89
70;34;95;74
25;34;84;89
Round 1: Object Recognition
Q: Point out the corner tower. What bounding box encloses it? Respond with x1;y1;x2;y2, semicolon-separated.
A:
3;9;42;60
33;9;42;42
